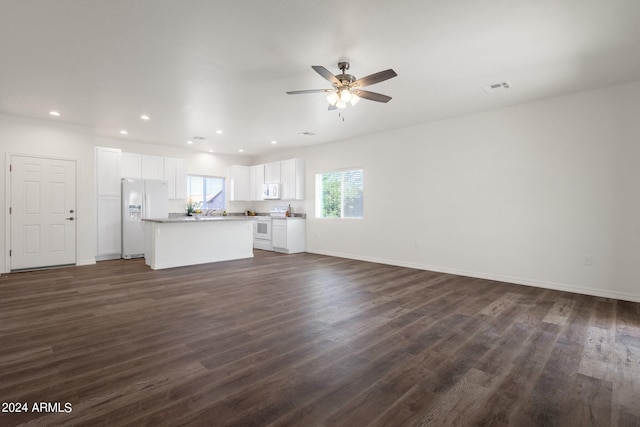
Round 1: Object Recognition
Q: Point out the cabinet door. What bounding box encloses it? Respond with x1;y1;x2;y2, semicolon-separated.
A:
229;165;250;201
264;161;281;183
141;155;164;180
96;147;121;196
121;152;142;179
164;157;177;199
280;158;305;200
294;158;305;200
97;195;121;257
252;164;265;200
175;159;187;199
272;221;287;249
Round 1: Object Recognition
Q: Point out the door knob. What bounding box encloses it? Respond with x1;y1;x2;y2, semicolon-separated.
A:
70;209;75;213
65;216;75;221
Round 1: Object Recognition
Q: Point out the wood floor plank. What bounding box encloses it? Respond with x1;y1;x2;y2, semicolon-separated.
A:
0;251;638;426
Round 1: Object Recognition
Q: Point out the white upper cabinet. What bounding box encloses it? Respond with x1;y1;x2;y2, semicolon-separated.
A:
251;164;265;200
141;155;164;180
229;165;251;201
121;152;142;179
230;160;304;201
264;161;281;183
96;147;121;196
280;158;305;200
163;157;187;199
174;158;187;199
123;152;186;197
164;157;177;199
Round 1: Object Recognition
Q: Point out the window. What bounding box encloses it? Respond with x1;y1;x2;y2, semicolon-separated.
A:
315;168;364;218
187;175;225;210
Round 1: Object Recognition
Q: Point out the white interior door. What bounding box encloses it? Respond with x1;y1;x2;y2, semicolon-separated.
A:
10;155;77;270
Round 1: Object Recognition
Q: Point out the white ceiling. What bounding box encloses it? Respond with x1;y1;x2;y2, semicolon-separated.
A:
2;0;640;156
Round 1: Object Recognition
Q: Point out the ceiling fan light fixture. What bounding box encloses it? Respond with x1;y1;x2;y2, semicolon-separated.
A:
336;100;346;109
340;89;352;103
350;93;360;106
326;91;339;105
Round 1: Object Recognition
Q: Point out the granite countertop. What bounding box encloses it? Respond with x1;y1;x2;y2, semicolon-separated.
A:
142;216;256;223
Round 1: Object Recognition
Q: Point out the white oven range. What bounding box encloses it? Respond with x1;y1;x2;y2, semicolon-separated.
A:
253;216;272;251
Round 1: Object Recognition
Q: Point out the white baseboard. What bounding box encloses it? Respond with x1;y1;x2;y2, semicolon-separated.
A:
77;258;97;266
95;254;121;262
306;248;640;303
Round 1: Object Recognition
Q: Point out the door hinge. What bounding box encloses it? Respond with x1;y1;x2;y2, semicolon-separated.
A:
8;207;11;214
9;249;11;257
9;164;12;172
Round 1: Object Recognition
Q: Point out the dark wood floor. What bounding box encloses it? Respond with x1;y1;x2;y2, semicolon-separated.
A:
1;251;639;426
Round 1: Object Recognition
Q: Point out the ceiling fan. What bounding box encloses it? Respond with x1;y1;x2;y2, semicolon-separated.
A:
287;62;397;110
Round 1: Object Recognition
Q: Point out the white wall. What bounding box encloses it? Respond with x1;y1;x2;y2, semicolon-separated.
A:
0;114;96;272
258;80;640;302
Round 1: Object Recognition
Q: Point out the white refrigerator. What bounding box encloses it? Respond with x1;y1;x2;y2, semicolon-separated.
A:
122;178;169;259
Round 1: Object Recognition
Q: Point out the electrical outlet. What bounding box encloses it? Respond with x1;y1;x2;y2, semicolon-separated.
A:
414;241;420;249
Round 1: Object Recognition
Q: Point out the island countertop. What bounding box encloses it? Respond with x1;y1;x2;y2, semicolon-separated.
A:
142;216;255;223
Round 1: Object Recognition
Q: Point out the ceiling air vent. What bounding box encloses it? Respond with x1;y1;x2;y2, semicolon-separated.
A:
482;81;512;93
299;131;315;136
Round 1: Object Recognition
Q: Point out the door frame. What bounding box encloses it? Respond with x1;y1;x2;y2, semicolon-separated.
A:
5;152;79;272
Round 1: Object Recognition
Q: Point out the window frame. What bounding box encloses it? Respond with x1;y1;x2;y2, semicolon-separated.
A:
315;167;364;219
186;174;226;211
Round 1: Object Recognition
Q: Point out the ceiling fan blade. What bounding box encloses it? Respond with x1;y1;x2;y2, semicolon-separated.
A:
353;69;397;87
286;89;330;95
328;104;337;111
354;90;392;103
312;66;340;85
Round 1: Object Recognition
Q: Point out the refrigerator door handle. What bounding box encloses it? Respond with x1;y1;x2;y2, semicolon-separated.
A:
143;193;148;219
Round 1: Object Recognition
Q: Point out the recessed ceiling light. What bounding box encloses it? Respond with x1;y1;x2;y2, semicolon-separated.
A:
120;130;128;135
140;114;150;120
216;130;223;134
49;111;60;116
238;149;244;153
271;140;278;145
187;140;194;144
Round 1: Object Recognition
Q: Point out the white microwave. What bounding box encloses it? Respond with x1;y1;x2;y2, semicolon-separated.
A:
262;183;282;200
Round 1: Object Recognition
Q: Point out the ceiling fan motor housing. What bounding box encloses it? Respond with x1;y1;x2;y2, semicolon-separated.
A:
336;62;356;87
337;74;356;87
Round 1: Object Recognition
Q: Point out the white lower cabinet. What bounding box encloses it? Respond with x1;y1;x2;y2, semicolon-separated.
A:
271;218;305;254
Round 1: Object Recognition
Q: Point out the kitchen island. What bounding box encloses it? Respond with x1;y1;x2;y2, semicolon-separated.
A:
143;216;255;270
